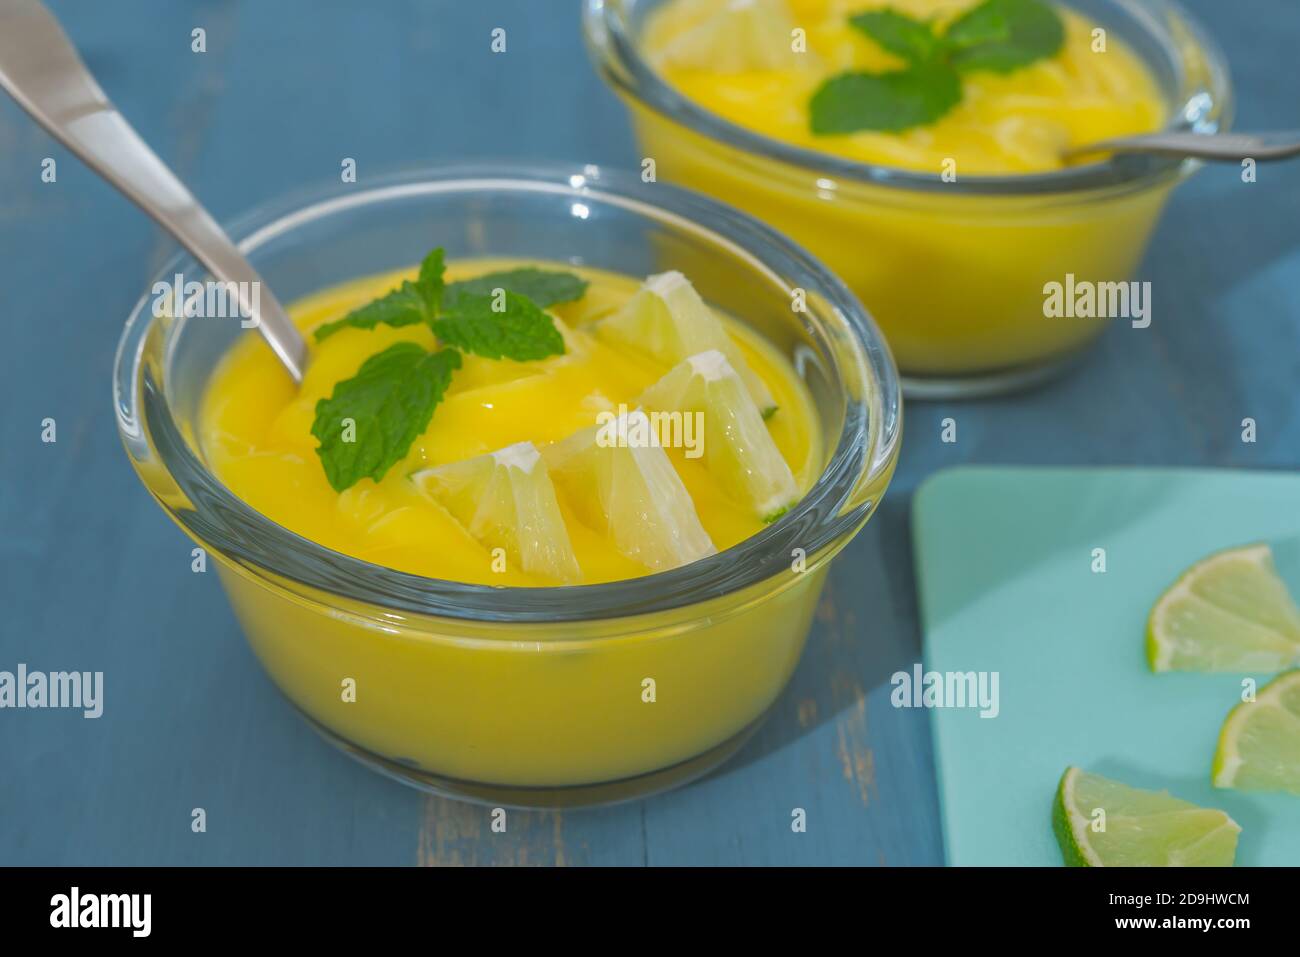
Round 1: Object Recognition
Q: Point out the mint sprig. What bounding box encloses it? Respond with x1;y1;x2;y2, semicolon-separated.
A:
308;248;581;491
313;255;586;342
810;0;1065;135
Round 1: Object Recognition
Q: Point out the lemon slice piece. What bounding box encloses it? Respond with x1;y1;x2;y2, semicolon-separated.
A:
639;349;798;522
1053;767;1241;867
543;411;716;572
411;441;581;584
656;0;801;73
595;271;778;418
1212;669;1300;796
1146;543;1300;672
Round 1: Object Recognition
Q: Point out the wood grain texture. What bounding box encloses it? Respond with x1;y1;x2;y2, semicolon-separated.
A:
0;0;1296;866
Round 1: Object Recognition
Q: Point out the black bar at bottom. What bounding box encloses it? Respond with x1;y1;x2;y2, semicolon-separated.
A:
0;865;1281;940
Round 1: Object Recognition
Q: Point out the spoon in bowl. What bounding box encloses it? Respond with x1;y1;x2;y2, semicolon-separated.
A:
1066;130;1300;163
0;0;308;382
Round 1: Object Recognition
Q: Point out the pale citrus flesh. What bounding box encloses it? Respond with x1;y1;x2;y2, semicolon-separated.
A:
1212;669;1300;796
595;271;778;417
1053;767;1240;867
1147;544;1300;673
411;441;581;584
639;349;798;521
653;0;803;73
542;410;717;573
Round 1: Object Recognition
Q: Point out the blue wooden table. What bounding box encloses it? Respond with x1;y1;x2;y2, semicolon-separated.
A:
1;0;1296;866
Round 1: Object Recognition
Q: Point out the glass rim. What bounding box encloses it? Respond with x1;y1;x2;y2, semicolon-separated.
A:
582;0;1234;199
113;163;901;625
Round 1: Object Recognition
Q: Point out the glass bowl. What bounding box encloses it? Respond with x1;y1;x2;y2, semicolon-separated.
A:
113;164;901;807
584;0;1233;398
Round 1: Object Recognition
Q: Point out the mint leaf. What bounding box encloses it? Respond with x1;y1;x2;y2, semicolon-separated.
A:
433;292;566;362
417;247;445;304
810;64;961;134
311;343;461;492
313;281;428;342
444;268;588;311
850;9;941;64
942;5;1010;49
313;249;445;342
945;0;1064;73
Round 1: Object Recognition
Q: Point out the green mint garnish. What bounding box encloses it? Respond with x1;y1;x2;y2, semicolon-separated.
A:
849;9;942;64
312;281;427;341
417;247;447;301
945;0;1065;73
311;343;461;493
809;0;1064;135
313;249;444;342
432;291;566;362
443;268;588;312
308;247;580;490
312;253;586;342
811;63;961;135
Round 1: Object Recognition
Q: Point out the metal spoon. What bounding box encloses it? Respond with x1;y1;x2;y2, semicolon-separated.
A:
1066;130;1300;163
0;0;308;382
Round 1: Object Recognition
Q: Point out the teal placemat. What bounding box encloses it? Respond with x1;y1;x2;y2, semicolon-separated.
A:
913;466;1300;866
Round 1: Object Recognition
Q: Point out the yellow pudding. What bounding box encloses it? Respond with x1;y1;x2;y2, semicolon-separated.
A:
200;261;820;586
645;0;1164;175
587;0;1212;386
186;257;844;790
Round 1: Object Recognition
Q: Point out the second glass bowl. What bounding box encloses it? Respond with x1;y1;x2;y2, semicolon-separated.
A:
584;0;1233;397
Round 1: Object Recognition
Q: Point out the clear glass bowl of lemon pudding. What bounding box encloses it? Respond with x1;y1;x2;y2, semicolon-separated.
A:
113;166;900;807
584;0;1232;397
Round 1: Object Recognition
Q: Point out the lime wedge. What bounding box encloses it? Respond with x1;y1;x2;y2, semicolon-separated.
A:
411;441;581;584
1146;543;1300;672
638;349;798;522
543;410;716;572
595;271;778;418
655;0;801;73
1053;767;1241;867
1212;669;1300;796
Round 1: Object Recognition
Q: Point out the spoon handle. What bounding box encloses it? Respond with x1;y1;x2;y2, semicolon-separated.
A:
0;0;307;381
1069;130;1300;163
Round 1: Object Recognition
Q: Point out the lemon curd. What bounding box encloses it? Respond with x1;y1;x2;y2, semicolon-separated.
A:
200;261;821;587
609;0;1183;385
